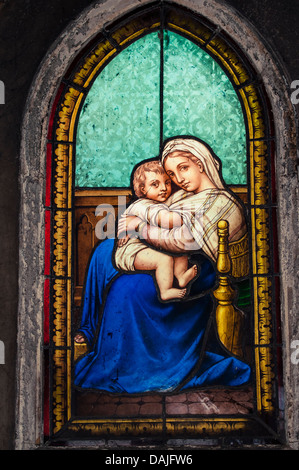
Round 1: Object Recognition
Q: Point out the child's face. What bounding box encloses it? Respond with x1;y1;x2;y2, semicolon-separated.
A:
142;171;172;202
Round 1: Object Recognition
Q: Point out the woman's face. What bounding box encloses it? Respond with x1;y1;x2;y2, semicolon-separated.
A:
163;151;203;193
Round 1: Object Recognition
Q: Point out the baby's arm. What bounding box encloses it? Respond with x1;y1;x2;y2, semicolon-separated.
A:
146;204;183;229
117;199;150;242
121;200;183;231
155;209;183;229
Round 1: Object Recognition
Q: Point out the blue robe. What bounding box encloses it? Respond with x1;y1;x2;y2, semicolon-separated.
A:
74;239;251;393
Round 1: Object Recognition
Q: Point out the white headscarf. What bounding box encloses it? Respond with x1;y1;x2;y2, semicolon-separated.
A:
161;137;225;189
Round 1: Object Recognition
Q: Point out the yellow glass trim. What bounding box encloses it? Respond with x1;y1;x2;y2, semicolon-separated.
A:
73;39;114;86
52;348;73;431
239;88;254;140
206;44;241;86
165;9;214;44
67;212;72;275
53;212;68;277
256;209;270;275
75;188;132;197
68;145;73;210
249;141;256;205
56;88;81;142
243;85;265;140
168;23;206;44
111;15;160;45
251;208;270;276
72;418;163;425
73;39;115;87
52;349;67;434
83;49;117;88
168;23;249;87
253;276;259;345
206;33;250;86
255;346;274;414
118;23;160;47
119;29;147;45
69;92;84;143
68;418;164;436
253;140;269;206
257;277;273;344
166;417;248;434
53;278;67;346
54;145;69;209
260;347;274;413
253;275;274;415
250;209;257;278
237;87;265;142
66;416;253;437
67;277;72;348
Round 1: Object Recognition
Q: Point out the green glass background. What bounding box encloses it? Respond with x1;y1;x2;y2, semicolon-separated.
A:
75;33;161;187
75;31;247;187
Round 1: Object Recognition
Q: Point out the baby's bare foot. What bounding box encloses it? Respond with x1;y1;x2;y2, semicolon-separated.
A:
178;264;198;288
160;287;187;301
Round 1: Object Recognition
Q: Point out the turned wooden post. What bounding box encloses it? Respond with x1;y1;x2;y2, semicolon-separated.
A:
213;220;244;358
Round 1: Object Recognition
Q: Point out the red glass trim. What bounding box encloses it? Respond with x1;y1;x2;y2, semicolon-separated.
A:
44;209;51;276
47;83;65;141
45;143;52;208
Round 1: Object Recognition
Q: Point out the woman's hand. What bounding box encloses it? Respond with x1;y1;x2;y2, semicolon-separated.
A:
117;234;130;247
117;215;142;238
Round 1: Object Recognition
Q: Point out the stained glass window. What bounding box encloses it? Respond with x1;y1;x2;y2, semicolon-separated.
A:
44;3;282;446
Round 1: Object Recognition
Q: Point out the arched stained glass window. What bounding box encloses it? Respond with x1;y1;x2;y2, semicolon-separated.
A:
44;3;282;445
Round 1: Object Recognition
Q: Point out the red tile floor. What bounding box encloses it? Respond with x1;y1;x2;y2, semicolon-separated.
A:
75;386;254;417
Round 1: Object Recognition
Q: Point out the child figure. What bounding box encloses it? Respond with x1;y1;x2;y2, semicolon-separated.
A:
115;160;198;301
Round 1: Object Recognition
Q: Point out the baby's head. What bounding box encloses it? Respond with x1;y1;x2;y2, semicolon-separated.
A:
133;160;172;202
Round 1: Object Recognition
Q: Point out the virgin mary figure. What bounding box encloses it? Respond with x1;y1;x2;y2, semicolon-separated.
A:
74;136;251;393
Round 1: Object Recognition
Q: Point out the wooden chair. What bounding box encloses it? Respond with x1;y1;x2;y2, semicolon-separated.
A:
213;220;249;358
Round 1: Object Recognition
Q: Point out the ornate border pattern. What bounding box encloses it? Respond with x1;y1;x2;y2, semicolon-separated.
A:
47;3;278;441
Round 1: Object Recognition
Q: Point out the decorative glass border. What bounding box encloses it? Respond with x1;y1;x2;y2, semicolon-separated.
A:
44;2;281;443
